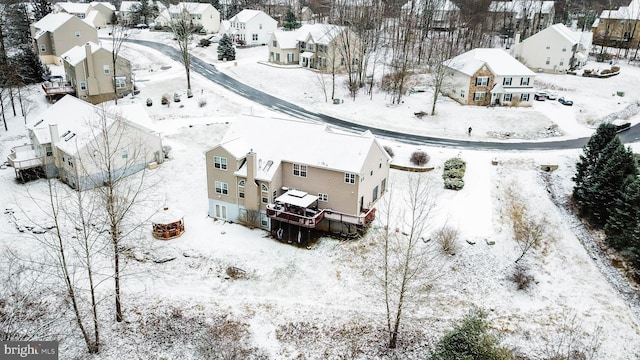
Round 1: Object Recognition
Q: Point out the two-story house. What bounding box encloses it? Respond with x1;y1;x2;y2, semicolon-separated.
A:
61;42;133;104
7;95;164;190
592;0;640;50
31;12;98;64
297;24;361;72
514;23;593;73
487;0;555;39
401;0;460;30
204;116;391;239
268;25;313;65
226;9;277;46
155;2;220;33
443;48;535;107
55;1;116;29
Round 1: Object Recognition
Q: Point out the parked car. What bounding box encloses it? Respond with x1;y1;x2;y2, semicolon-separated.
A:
545;91;558;100
612;119;631;132
135;23;149;29
558;97;573;106
534;92;547;101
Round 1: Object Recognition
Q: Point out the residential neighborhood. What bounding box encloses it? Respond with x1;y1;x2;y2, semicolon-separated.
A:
1;0;640;359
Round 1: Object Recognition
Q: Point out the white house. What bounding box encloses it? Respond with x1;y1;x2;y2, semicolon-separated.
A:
514;23;593;73
55;1;116;29
268;28;307;65
155;2;220;33
225;9;277;46
6;96;164;190
443;48;536;107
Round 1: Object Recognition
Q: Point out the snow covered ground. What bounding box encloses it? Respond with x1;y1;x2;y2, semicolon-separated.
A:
1;28;640;358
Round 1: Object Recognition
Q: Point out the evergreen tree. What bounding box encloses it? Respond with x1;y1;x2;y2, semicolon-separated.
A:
605;175;640;264
572;123;618;218
217;34;236;61
11;48;46;84
283;10;301;30
430;309;512;360
31;0;53;22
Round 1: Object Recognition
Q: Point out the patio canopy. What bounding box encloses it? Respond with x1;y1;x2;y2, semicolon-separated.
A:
275;189;318;208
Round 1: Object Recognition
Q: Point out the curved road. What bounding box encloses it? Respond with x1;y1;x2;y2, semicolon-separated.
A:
126;39;640;150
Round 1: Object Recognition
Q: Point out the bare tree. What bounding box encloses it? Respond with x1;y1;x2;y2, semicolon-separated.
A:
163;3;202;91
385;1;419;104
378;173;439;349
505;182;549;263
110;14;128;105
427;33;457;115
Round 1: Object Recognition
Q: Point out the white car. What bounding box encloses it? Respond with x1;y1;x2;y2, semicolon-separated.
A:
545;91;558;100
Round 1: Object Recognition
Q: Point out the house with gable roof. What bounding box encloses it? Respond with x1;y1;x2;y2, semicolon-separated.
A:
119;0;166;26
55;1;116;29
155;2;220;33
6;95;164;189
487;0;555;39
592;0;640;49
443;48;535;107
401;0;460;30
204;116;390;238
226;9;277;46
60;42;133;104
297;23;360;72
514;23;592;73
268;25;313;65
31;12;98;64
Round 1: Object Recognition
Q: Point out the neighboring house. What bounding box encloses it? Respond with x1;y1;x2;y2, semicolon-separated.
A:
6;95;164;190
119;0;166;26
60;42;133;104
55;1;116;29
401;0;460;30
204;116;390;237
487;0;555;39
592;0;640;49
299;6;313;22
31;13;98;64
155;2;220;33
443;48;536;107
226;9;277;46
268;28;305;65
297;23;360;72
514;23;593;73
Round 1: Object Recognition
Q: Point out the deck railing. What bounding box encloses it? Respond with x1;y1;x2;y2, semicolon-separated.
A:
7;145;43;170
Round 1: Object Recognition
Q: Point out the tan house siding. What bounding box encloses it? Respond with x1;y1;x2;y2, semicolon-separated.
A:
32;15;98;64
468;67;494;106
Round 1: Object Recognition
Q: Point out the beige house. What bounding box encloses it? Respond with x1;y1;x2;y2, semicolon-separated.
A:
155;2;220;33
31;13;98;64
204;116;391;239
61;42;133;104
443;48;536;107
268;28;304;65
592;0;640;50
297;24;361;72
55;1;116;29
7;95;164;190
487;0;555;39
401;0;460;30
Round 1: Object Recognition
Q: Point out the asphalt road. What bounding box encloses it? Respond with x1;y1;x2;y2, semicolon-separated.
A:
126;38;640;151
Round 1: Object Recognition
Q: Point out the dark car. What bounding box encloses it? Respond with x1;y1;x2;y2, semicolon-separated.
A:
558;97;573;106
612;120;631;132
534;92;547;101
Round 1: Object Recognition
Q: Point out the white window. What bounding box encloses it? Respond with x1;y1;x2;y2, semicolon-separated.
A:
345;172;356;184
215;181;228;195
45;146;52;156
503;77;512;86
259;24;262;29
521;93;530;101
318;193;328;202
238;180;245;198
252;34;258;41
79;81;87;90
39;44;46;52
562;47;567;52
559;58;564;66
214;156;227;170
75;31;81;37
272;40;277;47
287;53;293;62
545;44;550;49
460;89;465;98
503;93;512;102
545;57;550;65
473;92;486;101
121;150;128;159
293;163;307;177
475;76;489;86
103;65;110;74
261;184;269;203
215;204;227;219
115;77;126;89
520;77;530;86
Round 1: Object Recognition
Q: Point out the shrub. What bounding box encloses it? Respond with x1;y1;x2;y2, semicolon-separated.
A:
444;178;464;190
383;145;394;158
444;157;466;171
161;93;170;105
198;98;207;107
509;264;534;290
443;168;465;179
430;308;512;360
434;226;459;255
199;38;211;47
443;157;466;190
611;66;620;72
410;150;429;166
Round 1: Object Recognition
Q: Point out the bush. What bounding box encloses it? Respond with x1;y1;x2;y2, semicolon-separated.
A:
434;226;459;255
199;38;211;47
509;264;534;290
383;145;394;158
443;168;465;179
430;309;512;360
198;98;207;107
444;178;464;190
161;93;170;105
443;157;466;190
410;150;429;166
444;157;466;171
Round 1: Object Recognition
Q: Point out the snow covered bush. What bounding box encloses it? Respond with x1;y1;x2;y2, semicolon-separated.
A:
509;263;535;290
443;178;464;191
434;225;459;255
410;150;429;166
383;145;395;158
443;158;466;190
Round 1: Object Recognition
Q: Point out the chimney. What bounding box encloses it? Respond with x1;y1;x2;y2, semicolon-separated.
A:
85;42;95;78
246;150;257;183
49;123;59;144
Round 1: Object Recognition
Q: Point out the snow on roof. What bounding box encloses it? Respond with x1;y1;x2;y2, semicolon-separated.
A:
272;30;302;49
302;24;345;45
151;207;184;224
275;190;318;208
32;13;76;34
599;0;640;20
56;1;90;14
229;9;262;23
489;0;554;18
401;0;459;13
28;95;154;156
119;1;139;12
215;115;381;180
89;1;116;11
85;9;99;24
447;48;534;77
168;2;212;15
60;41;102;66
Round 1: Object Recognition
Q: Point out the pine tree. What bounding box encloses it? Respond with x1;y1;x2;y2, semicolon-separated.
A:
283;10;301;30
31;0;53;22
11;48;46;84
605;175;640;259
572;123;618;218
217;34;236;61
